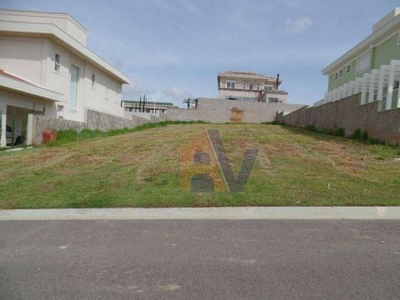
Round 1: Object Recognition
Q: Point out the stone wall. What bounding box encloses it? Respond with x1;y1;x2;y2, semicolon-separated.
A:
85;110;159;131
28;114;86;145
276;93;400;145
28;109;166;145
166;98;305;123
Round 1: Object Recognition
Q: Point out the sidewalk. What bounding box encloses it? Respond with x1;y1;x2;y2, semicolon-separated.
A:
1;206;400;220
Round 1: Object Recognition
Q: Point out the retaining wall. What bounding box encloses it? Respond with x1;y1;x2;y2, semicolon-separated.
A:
27;99;305;145
166;98;305;123
276;93;400;145
28;109;166;145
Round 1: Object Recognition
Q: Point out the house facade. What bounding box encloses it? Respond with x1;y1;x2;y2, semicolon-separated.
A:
0;9;130;147
217;71;288;103
321;8;400;110
122;100;178;114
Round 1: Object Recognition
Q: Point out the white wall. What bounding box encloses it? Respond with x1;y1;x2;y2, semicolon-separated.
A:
45;40;124;121
83;63;124;117
0;10;88;45
0;37;46;85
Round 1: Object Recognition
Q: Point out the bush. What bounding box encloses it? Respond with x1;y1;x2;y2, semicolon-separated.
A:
350;128;362;140
361;131;369;142
305;124;317;132
334;128;345;137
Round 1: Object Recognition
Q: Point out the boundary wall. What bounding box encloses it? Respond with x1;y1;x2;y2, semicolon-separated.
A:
167;98;305;123
26;98;305;145
276;94;400;145
28;109;166;145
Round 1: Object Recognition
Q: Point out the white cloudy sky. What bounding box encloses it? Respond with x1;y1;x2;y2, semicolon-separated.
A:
1;0;399;107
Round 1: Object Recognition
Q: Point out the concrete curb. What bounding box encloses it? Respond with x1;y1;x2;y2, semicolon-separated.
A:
1;207;400;220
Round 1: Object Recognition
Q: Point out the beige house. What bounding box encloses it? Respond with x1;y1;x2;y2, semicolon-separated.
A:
217;71;288;103
0;9;130;147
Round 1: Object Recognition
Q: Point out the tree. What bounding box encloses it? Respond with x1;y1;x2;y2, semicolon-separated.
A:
183;98;192;109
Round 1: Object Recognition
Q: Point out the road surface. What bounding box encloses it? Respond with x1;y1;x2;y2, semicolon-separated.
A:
1;219;399;299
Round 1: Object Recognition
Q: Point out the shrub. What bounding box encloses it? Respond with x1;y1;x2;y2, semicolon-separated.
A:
334;128;345;137
350;128;362;140
361;131;369;142
305;124;317;132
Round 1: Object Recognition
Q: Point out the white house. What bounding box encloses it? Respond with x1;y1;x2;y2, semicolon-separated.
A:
217;71;288;103
0;9;130;147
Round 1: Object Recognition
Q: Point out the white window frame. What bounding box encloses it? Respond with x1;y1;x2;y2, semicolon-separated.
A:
69;65;79;111
334;73;338;80
397;33;400;45
357;53;371;73
345;65;351;73
226;81;236;89
57;105;64;118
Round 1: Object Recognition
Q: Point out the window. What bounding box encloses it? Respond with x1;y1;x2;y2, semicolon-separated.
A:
249;83;254;90
242;82;246;90
257;83;260;90
57;105;64;118
357;53;371;73
394;80;399;90
91;74;95;87
345;65;351;73
398;33;400;45
265;85;273;90
339;70;343;77
226;81;235;89
268;97;279;103
55;54;60;72
334;73;338;80
69;65;79;110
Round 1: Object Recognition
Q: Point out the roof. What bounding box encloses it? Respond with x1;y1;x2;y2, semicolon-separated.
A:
0;69;63;102
218;71;279;82
0;9;130;84
322;7;400;75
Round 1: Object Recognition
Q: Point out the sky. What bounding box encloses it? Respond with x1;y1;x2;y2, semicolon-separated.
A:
1;0;399;107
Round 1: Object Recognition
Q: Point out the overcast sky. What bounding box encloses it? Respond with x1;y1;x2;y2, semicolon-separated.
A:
1;0;399;107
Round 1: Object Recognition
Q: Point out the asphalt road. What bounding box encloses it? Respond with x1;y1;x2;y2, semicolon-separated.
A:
1;219;400;299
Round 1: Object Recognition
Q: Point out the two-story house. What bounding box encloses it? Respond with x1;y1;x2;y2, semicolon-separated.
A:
0;9;130;147
217;71;288;103
321;8;400;110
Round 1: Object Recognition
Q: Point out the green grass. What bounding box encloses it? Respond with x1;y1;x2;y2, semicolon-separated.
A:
1;123;400;208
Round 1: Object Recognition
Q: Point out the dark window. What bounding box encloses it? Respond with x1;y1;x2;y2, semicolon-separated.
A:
55;54;60;72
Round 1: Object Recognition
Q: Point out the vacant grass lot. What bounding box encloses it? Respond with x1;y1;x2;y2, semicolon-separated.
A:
1;123;400;208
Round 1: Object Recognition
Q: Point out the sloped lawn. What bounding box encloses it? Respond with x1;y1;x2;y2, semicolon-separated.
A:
1;123;400;208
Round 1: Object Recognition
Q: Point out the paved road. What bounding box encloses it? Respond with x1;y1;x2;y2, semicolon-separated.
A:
1;219;400;300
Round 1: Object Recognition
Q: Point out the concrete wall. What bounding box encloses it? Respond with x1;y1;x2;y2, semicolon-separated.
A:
166;98;304;123
276;93;400;145
26;97;305;145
